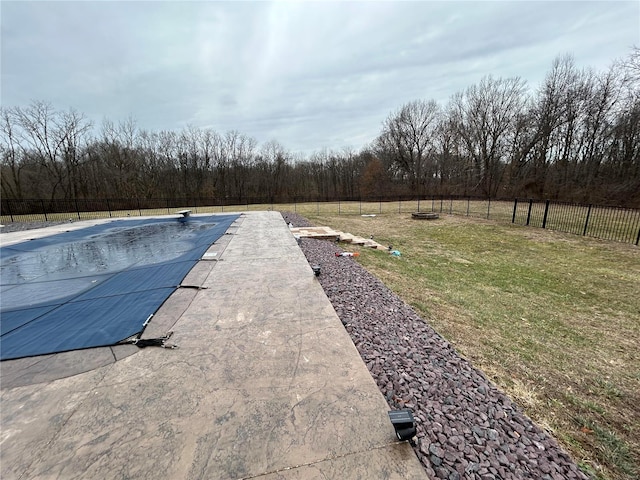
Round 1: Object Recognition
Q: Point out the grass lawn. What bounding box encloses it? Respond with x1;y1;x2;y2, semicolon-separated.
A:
305;212;639;480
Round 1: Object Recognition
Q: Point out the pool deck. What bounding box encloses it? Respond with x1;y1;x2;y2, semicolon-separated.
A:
0;212;428;479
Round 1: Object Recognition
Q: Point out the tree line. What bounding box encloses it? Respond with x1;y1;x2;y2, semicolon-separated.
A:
2;51;639;207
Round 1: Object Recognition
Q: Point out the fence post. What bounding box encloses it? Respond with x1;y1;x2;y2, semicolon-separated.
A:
359;198;362;215
526;199;533;226
166;198;170;214
542;200;550;229
75;199;81;220
40;199;48;221
450;197;453;214
338;199;341;215
583;204;592;236
487;197;491;219
398;198;401;214
467;197;470;216
137;198;142;216
440;196;443;213
417;198;420;212
512;198;518;223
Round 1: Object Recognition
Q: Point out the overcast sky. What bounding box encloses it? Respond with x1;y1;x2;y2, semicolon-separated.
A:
2;1;639;154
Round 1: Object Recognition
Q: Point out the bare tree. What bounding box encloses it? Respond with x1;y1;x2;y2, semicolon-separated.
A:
98;117;143;197
199;128;219;197
58;108;93;198
0;108;26;199
432;114;466;195
4;102;92;200
448;76;528;197
619;46;640;84
507;55;584;197
10;102;66;199
377;100;440;194
221;130;257;201
178;125;206;197
257;140;290;199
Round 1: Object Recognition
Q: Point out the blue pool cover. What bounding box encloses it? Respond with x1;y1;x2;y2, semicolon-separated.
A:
0;214;239;360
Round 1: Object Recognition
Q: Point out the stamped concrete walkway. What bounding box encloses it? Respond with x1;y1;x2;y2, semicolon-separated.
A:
1;211;428;479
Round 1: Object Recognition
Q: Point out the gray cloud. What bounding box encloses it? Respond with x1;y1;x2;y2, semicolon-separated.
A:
2;1;638;154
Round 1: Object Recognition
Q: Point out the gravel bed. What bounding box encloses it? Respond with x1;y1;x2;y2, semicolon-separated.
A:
282;211;588;480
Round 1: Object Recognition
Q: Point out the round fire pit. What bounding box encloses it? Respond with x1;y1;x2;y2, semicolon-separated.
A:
411;212;439;220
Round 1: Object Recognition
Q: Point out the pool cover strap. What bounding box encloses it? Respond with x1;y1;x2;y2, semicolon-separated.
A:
128;331;178;349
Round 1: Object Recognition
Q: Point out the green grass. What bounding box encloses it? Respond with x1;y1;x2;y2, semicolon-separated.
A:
3;199;637;244
304;212;640;480
0;199;496;222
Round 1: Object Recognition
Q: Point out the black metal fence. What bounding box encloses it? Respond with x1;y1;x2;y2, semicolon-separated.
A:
425;197;640;245
2;196;639;245
510;199;640;244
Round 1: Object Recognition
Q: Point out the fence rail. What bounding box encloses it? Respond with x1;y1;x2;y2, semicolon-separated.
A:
1;196;639;245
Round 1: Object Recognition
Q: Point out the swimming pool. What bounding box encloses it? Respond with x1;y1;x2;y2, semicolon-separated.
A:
0;214;239;360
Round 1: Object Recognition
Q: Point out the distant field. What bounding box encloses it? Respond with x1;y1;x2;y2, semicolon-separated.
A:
4;199;637;245
305;212;639;480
